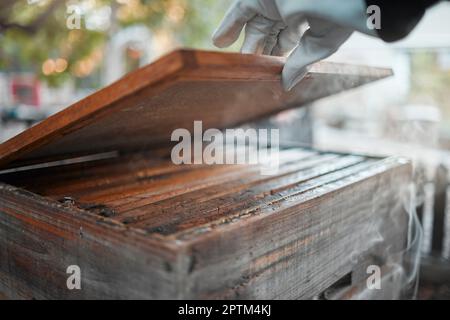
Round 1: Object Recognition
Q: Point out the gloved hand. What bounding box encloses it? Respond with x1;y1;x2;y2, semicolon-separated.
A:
213;0;378;91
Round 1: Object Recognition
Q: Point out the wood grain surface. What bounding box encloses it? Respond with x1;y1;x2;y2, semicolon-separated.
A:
0;49;392;169
0;148;411;299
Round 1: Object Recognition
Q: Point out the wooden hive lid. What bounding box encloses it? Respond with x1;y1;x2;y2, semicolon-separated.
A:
0;49;392;169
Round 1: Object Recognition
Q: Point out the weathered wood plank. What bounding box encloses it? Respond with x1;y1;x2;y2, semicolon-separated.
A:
0;149;411;299
127;155;366;232
172;158;410;299
0;184;185;299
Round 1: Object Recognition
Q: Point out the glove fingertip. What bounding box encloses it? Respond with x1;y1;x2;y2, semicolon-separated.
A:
212;39;228;48
212;30;231;48
212;6;251;49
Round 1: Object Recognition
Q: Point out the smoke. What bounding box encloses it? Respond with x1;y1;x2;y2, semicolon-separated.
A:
400;182;424;299
328;177;423;300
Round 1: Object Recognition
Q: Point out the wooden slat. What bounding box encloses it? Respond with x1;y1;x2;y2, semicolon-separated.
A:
114;153;346;223
101;149;316;210
48;149;314;202
133;156;370;234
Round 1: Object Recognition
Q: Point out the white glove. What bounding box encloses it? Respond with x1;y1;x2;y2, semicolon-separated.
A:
213;0;377;91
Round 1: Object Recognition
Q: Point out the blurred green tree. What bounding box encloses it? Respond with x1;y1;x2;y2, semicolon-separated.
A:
0;0;228;87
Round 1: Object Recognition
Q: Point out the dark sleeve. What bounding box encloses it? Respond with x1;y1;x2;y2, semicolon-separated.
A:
365;0;445;42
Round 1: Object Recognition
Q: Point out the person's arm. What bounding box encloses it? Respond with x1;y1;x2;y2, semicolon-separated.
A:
367;0;444;42
213;0;447;91
213;0;375;91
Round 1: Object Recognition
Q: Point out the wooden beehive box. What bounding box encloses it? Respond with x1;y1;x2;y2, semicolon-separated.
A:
0;49;411;299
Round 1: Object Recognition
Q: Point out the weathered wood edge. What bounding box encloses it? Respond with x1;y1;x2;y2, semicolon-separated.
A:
0;155;412;246
0;50;185;168
170;156;412;242
174;156;412;299
0;182;193;299
0;182;175;251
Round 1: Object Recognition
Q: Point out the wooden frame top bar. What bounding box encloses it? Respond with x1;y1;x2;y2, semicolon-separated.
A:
0;49;393;169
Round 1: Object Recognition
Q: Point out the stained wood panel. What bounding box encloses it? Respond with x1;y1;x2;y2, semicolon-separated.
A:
0;49;392;169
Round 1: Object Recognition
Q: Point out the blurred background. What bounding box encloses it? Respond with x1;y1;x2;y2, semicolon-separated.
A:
1;0;450;299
